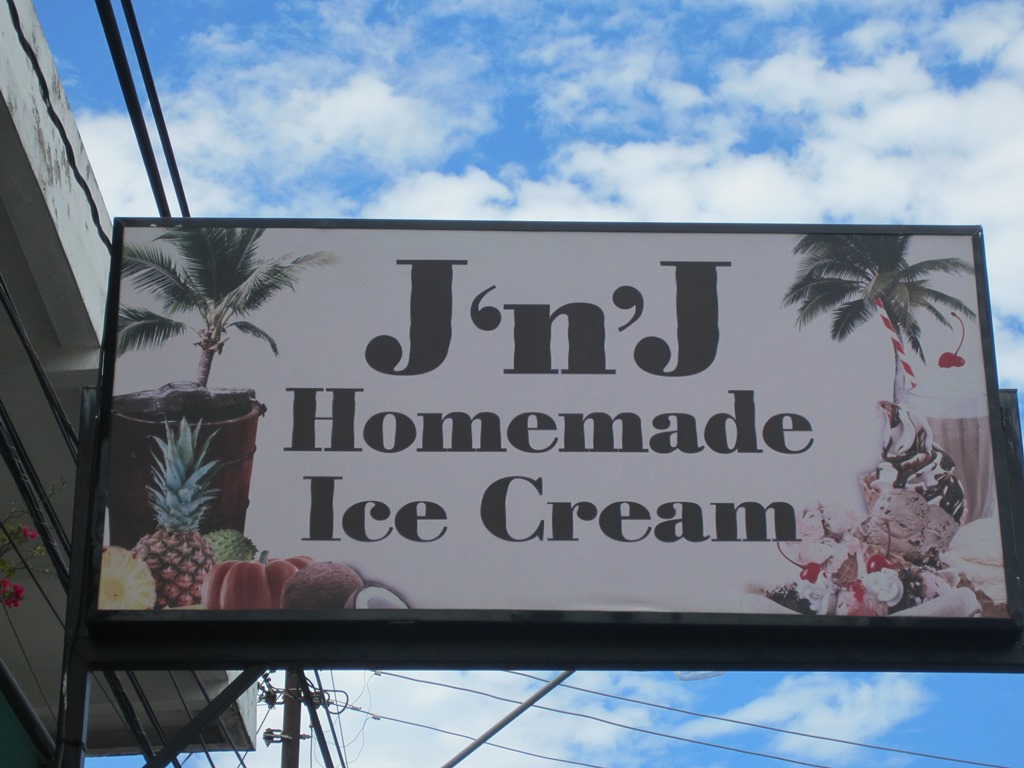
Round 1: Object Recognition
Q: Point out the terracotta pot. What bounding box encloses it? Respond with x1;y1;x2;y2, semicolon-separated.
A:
105;383;264;549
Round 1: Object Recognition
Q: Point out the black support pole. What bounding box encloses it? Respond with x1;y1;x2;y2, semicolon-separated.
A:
55;389;100;768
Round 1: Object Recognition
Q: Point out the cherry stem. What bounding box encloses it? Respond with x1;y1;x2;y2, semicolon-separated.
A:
951;311;965;356
776;542;803;568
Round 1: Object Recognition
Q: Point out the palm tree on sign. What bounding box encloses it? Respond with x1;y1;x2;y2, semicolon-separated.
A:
782;233;975;404
117;227;339;387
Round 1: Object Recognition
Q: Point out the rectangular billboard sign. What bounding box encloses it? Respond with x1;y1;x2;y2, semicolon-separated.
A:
86;219;1023;667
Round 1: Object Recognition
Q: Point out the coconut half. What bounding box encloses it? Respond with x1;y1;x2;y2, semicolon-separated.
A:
345;583;409;609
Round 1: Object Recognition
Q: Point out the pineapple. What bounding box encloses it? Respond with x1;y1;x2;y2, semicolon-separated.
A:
132;418;219;608
98;546;157;609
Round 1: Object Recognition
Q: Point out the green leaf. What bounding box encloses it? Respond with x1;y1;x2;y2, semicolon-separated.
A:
116;307;189;357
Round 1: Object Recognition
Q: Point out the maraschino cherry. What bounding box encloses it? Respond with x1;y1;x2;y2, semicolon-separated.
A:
777;544;827;583
938;311;966;368
866;553;896;573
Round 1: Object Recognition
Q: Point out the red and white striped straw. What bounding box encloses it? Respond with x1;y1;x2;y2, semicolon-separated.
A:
874;297;916;390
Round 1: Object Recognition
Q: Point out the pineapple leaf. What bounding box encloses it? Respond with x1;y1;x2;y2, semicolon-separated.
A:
146;418;221;532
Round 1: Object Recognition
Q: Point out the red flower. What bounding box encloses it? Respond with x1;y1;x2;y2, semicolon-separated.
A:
0;579;25;608
20;525;38;540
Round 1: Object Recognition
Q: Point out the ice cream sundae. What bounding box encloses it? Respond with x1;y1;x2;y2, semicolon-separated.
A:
749;400;1000;619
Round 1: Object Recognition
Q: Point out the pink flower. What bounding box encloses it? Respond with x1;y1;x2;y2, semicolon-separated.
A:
20;525;38;540
0;579;23;608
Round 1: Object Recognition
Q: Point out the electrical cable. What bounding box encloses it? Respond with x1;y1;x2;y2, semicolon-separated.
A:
381;671;1009;768
3;0;113;250
328;671;351;768
532;701;836;768
94;0;171;216
0;513;66;622
127;669;185;767
0;271;80;462
0;399;71;588
314;670;347;768
90;671;135;735
340;671;376;761
104;670;166;765
345;704;609;768
119;0;190;216
363;684;833;768
377;674;837;767
232;707;273;768
3;7;212;768
508;671;1009;768
166;671;216;768
1;603;58;727
375;675;819;767
191;669;251;768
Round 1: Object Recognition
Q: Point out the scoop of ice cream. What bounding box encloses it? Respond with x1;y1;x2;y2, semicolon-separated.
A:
785;503;863;568
917;569;954;606
860;489;958;564
942;518;1007;607
872;401;966;522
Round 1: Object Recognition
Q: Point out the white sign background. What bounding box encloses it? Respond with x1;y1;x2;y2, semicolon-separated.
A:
107;224;1005;617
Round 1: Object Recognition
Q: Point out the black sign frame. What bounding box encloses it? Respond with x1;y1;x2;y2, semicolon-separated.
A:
74;218;1024;671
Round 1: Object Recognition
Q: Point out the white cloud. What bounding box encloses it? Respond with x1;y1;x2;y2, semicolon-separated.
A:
76;111;161;217
994;317;1024;386
69;0;1024;391
525;33;672;132
843;19;906;57
188;23;260;58
364;166;514;218
677;673;930;764
717;48;935;116
939;1;1024;65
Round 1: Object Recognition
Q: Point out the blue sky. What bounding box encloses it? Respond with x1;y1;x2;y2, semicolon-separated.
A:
34;0;1024;394
24;1;1024;766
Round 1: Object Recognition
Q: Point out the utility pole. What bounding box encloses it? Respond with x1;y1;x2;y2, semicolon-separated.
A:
280;669;303;768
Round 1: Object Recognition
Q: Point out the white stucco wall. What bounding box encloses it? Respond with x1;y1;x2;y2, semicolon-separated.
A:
0;0;111;346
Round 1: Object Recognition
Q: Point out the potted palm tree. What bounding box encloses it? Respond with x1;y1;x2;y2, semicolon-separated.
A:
107;226;338;548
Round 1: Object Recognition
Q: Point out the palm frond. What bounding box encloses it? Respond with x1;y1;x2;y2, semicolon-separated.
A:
232;228;270;279
122;243;204;313
116;307;189;357
904;316;925;360
159;228;267;302
831;299;875;342
219;251;341;316
228;321;279;355
783;275;859;309
792;234;911;284
912;286;978;321
902;257;975;280
786;278;861;327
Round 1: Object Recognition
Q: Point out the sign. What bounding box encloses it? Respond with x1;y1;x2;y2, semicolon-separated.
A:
91;220;1021;657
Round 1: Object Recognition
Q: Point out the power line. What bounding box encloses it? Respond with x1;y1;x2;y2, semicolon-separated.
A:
313;671;347;768
375;673;834;768
380;671;1010;768
344;704;610;768
1;605;58;726
507;671;1012;768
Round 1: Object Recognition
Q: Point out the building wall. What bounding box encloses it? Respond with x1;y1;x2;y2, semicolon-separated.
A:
0;694;40;768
